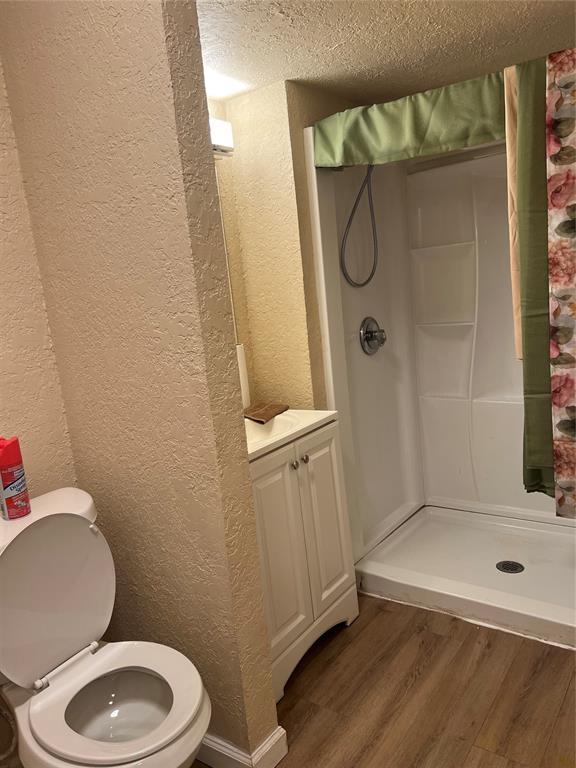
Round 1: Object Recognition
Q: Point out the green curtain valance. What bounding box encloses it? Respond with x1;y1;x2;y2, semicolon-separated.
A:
314;72;505;168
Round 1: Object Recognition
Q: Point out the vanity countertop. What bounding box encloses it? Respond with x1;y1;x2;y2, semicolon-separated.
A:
245;409;337;461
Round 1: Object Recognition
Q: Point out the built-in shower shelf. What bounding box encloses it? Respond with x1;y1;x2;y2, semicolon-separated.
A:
473;395;523;404
410;240;476;255
417;393;524;406
416;321;474;327
418;394;523;404
419;394;468;401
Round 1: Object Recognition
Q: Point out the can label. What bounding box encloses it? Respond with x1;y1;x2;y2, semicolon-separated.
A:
0;463;31;520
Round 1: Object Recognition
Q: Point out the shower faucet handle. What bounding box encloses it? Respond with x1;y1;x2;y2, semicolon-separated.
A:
359;317;387;355
368;328;386;345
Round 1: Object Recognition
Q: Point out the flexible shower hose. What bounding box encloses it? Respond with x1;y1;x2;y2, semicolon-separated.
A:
340;164;378;287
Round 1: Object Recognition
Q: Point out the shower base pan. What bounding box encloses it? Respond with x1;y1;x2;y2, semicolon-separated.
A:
356;506;575;647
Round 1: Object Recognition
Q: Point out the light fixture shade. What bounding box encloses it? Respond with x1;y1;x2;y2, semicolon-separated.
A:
209;117;234;154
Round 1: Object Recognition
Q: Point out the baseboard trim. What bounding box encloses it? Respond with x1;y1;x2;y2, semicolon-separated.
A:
198;725;288;768
251;727;288;768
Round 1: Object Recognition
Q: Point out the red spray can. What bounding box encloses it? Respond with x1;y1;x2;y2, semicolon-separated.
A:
0;437;31;520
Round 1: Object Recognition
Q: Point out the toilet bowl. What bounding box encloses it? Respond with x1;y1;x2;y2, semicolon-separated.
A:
0;488;211;768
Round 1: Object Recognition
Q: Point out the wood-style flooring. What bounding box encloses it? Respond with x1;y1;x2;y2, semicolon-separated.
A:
196;596;575;768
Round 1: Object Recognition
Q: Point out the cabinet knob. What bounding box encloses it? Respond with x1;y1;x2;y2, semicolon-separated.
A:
290;460;300;471
301;454;310;464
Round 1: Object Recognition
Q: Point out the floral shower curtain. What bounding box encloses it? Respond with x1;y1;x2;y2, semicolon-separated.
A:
546;50;575;518
511;51;575;518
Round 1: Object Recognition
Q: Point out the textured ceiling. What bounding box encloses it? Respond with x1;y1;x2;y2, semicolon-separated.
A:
197;0;575;104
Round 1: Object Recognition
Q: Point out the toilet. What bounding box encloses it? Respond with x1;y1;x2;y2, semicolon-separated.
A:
0;487;211;768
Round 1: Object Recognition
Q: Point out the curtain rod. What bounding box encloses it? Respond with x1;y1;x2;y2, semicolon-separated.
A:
406;140;506;174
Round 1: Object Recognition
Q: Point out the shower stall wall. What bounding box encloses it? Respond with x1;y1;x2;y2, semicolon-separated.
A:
305;132;574;645
306;132;556;563
308;157;424;560
406;152;556;520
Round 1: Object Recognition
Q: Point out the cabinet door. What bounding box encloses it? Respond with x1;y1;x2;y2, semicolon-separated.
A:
296;423;355;618
251;444;314;660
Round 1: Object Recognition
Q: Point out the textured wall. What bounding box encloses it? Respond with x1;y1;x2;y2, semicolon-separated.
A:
162;2;277;749
209;112;254;400
219;83;314;407
0;59;75;498
214;155;255;382
284;81;357;407
211;82;356;409
207;97;227;120
0;0;276;751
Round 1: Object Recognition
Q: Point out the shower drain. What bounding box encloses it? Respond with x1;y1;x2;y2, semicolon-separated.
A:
496;560;525;574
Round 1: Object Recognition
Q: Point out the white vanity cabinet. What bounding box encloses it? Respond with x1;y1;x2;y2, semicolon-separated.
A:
249;417;358;700
250;442;314;661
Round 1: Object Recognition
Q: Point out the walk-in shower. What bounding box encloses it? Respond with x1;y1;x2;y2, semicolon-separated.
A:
304;134;575;647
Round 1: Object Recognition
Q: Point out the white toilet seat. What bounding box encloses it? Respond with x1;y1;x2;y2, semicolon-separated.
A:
0;497;212;768
28;641;204;766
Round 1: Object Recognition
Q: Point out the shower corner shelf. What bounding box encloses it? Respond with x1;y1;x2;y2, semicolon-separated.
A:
409;240;476;254
473;395;523;405
419;394;469;401
415;321;475;327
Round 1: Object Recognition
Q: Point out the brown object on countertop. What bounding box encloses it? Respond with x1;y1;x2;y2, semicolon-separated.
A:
244;403;289;424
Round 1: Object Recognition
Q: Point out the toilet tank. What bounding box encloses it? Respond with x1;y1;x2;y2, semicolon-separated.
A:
0;488;97;689
0;487;97;556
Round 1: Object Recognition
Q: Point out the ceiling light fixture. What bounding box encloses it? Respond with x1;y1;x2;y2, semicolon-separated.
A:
209;117;234;156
